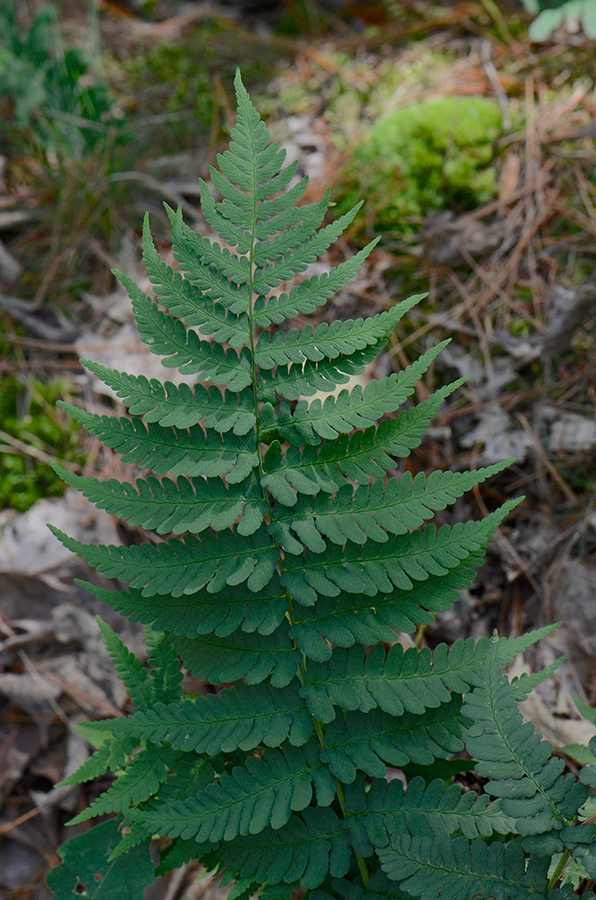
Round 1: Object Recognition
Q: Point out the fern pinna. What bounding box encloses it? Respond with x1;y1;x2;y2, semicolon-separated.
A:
48;72;596;900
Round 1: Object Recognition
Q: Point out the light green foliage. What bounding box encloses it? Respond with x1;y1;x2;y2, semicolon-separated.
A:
337;96;502;233
0;377;84;512
521;0;596;40
47;73;596;899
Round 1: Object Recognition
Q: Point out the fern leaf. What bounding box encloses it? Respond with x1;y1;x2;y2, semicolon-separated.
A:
275;463;511;552
104;681;312;754
258;298;426;403
300;637;501;724
54;466;265;536
174;629;301;687
134;741;335;843
77;580;288;639
168;204;250;288
252;191;332;268
464;636;588;836
145;627;183;704
257;300;421;370
199;177;256;254
118;273;252;390
509;657;565;703
68;744;179;824
292;552;490;658
58;404;258;481
253;242;380;327
253;206;363;293
97;617;154;710
319;698;466;783
347;775;514;845
58;733;139;788
282;342;449;443
82;359;256;433
378;834;549;900
282;501;519;606
157;755;217;804
142;217;250;346
58;741;113;786
259;339;387;403
261;379;466;505
211;72;295;213
50;526;278;596
220;807;351;889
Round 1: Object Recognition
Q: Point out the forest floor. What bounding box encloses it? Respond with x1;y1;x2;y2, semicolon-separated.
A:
2;0;596;896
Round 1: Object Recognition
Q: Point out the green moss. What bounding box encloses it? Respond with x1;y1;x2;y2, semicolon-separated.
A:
0;378;85;512
337;95;503;236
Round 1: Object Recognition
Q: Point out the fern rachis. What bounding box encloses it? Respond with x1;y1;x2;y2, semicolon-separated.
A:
47;72;596;900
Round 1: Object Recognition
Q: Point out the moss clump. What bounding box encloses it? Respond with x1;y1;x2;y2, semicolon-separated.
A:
0;378;85;512
338;95;503;235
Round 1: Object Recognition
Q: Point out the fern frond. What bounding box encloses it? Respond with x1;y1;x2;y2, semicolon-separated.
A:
47;70;552;900
50;526;278;596
97;617;154;710
253;242;379;328
104;681;312;754
255;307;409;370
82;359;256;433
134;741;335;843
78;580;288;639
260;339;393;403
220;807;351;889
378;834;549;900
145;627;183;704
119;273;252;389
174;629;301;687
58;734;138;787
464;636;588;836
273;463;511;553
262;379;466;505
258;297;426;403
68;744;178;824
58;404;258;481
300;638;489;724
58;741;112;787
347;775;515;842
291;553;490;658
282;501;519;606
54;466;265;536
281;342;449;443
319;698;466;782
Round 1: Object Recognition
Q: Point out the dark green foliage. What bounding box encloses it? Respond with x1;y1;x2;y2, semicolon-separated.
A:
46;818;154;899
47;72;596;900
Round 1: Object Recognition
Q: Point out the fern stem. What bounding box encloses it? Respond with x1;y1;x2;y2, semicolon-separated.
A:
241;143;370;890
546;848;572;894
334;779;370;889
